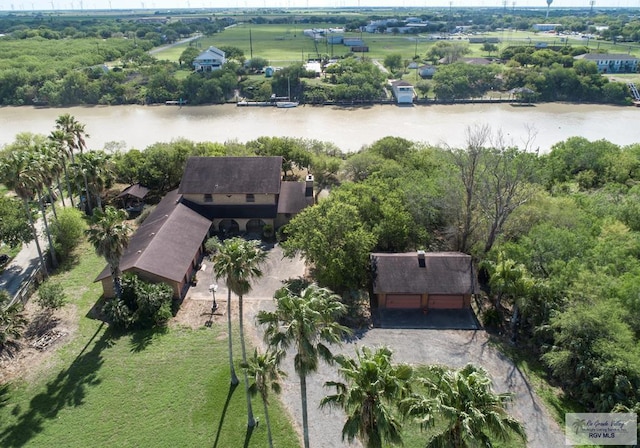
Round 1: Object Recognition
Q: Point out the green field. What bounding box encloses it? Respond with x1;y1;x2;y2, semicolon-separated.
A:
155;24;640;67
0;242;300;448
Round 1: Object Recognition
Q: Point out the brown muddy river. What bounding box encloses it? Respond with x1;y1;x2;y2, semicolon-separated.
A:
0;102;637;153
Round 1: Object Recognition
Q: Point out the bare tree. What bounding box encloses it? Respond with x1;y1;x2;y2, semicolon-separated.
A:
449;124;490;253
447;125;537;254
478;130;538;253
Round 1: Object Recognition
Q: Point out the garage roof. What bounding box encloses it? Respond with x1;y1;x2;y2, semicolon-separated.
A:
371;252;477;295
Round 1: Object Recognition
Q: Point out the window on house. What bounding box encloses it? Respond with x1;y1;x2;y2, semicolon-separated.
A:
246;194;255;203
204;194;213;203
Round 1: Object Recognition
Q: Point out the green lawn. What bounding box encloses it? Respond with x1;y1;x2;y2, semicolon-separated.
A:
0;242;300;448
155;26;640;66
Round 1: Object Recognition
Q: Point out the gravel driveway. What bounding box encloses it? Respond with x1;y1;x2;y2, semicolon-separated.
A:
222;245;564;448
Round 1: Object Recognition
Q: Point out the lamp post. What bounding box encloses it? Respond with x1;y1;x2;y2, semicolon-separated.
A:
209;284;218;312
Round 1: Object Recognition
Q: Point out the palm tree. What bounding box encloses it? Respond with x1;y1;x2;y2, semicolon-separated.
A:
210;237;267;428
86;206;131;299
241;348;286;448
73;151;114;212
55;114;91;213
257;284;352;448
31;150;59;270
0;147;48;277
48;129;75;208
321;346;413;448
402;363;527;448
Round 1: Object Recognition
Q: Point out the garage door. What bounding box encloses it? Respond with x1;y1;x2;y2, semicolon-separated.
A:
428;295;464;309
385;294;422;309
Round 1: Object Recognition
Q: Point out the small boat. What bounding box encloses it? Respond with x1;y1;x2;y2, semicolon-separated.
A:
276;101;299;108
276;76;298;108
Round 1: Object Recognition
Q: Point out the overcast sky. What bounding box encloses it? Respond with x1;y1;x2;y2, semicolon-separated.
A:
0;0;638;11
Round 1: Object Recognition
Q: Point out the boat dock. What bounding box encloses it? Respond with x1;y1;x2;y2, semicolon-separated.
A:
236;101;274;107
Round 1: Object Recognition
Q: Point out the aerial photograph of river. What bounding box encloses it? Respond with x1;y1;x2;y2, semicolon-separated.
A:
0;102;637;153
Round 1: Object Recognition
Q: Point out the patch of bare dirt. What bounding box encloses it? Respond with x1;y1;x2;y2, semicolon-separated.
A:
171;296;230;330
0;299;77;385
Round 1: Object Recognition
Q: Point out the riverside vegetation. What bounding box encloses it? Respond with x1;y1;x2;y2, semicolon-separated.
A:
0;7;638;106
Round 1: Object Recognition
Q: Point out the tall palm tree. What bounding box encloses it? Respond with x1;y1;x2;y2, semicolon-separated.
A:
402;363;527;448
48;129;75;208
241;348;286;448
31;150;59;270
0;147;48;277
55;114;91;213
257;284;352;448
73;151;114;212
321;346;413;448
211;237;267;428
86;206;131;299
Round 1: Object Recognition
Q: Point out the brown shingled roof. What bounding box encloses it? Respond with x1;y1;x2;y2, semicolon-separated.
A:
116;183;149;200
371;252;477;295
178;156;283;195
277;181;312;215
95;189;211;283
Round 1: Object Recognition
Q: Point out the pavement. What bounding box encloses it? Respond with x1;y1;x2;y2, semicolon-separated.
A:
189;244;565;448
0;220;47;305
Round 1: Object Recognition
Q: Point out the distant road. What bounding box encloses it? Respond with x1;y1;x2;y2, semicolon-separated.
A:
148;33;202;56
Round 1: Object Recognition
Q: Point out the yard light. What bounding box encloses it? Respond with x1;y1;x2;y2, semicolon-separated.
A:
209;284;218;312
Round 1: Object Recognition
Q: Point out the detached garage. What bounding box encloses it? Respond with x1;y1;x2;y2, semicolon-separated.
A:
371;251;477;311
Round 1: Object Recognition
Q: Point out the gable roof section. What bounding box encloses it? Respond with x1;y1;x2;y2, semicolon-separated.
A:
371;252;477;295
577;53;639;61
195;46;225;61
277;181;312;214
178;156;283;195
116;183;149;200
96;189;211;283
391;80;413;87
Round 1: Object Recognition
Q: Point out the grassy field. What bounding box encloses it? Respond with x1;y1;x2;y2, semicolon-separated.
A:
156;25;640;66
0;242;300;448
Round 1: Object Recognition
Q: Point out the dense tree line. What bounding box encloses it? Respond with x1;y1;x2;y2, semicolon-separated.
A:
275;130;640;418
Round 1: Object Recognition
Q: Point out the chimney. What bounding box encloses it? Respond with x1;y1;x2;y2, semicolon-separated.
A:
305;174;314;198
417;250;426;268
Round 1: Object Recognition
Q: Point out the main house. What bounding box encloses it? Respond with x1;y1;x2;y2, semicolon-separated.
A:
96;156;313;299
574;53;639;74
371;251;478;310
178;156;313;234
193;46;226;72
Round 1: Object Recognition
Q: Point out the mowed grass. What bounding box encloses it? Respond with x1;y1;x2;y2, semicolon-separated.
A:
156;24;428;64
0;241;300;448
157;23;640;67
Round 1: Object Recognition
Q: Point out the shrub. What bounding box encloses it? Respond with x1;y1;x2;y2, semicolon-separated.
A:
102;273;173;329
36;281;67;311
0;290;26;354
135;205;156;225
204;236;221;255
50;207;86;261
482;308;502;329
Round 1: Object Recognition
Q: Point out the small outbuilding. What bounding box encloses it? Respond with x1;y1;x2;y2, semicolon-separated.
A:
117;183;149;215
390;80;416;104
371;251;478;310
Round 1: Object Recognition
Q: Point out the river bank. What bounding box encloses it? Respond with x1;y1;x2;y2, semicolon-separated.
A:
0;102;637;153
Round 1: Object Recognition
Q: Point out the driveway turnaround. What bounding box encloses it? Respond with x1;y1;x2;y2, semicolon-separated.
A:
197;244;564;448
